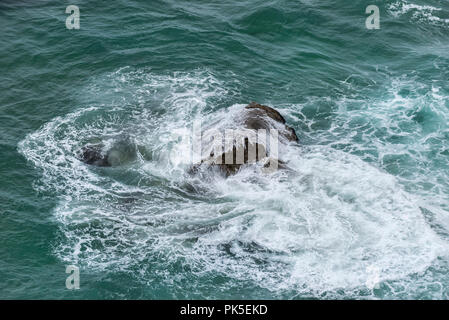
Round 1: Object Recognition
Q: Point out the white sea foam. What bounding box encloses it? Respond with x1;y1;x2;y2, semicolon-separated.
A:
388;1;449;26
18;68;449;298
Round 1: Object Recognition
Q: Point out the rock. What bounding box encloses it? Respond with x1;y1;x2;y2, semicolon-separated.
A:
195;102;298;176
78;103;298;177
78;144;109;167
244;102;298;142
77;138;137;167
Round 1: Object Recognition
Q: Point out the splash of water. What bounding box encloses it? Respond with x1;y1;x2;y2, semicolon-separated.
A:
18;68;448;298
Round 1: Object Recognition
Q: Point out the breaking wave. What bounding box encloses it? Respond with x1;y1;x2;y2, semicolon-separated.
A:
19;67;449;298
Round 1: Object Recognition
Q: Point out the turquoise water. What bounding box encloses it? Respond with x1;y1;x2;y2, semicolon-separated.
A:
1;0;449;299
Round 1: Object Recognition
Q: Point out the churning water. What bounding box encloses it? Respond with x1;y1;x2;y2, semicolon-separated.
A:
2;0;449;299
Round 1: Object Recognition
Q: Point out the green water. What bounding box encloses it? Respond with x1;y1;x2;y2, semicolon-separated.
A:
1;0;449;299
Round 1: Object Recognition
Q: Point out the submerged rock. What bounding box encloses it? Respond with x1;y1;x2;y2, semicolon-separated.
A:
78;144;109;167
78;103;298;176
77;138;137;167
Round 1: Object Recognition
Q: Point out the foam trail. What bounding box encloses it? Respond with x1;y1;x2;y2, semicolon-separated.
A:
18;68;449;298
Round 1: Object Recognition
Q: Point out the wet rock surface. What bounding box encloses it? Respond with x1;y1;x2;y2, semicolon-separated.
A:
77;103;298;177
77;138;137;167
196;102;298;176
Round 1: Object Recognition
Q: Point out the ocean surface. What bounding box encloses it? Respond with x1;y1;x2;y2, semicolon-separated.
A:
1;0;449;299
